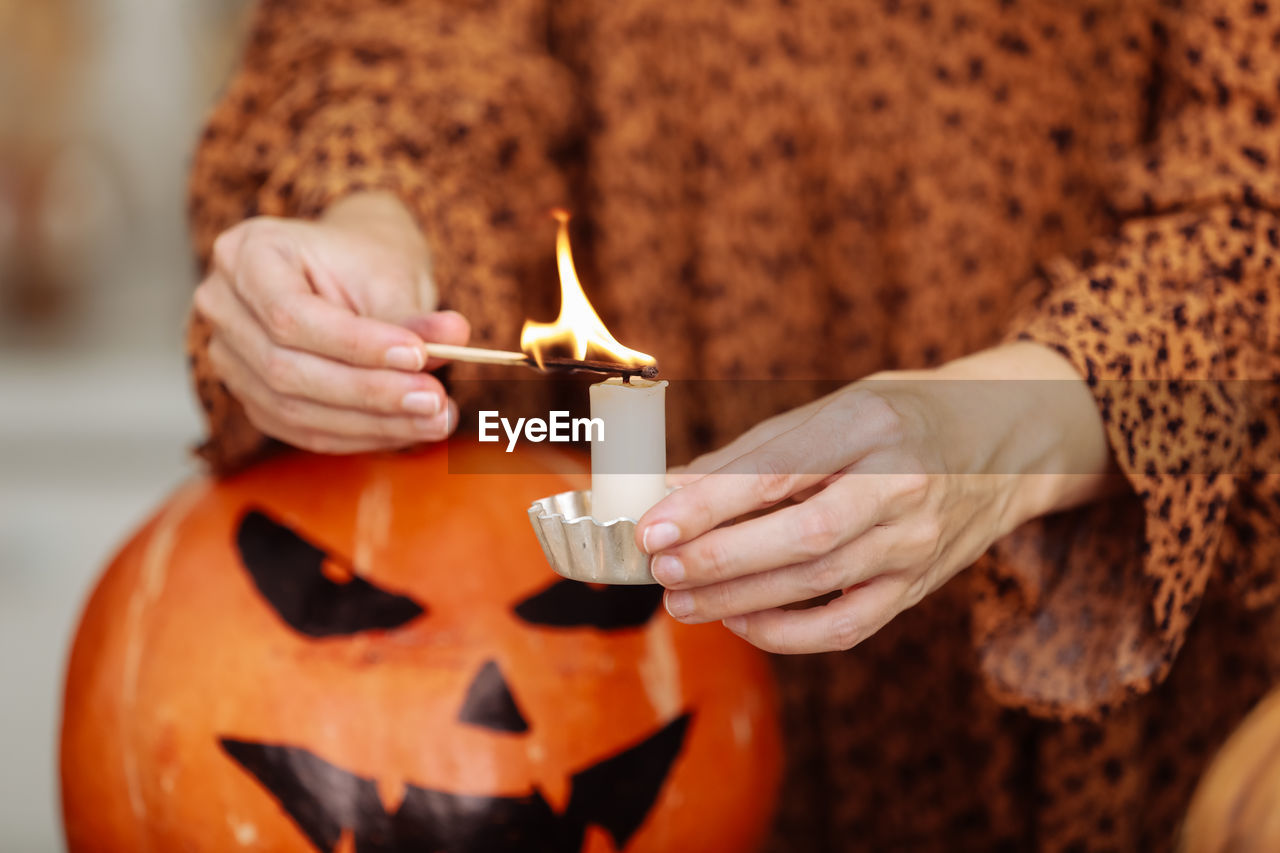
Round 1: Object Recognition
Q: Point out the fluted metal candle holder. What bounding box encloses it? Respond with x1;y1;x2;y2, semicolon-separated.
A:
527;489;656;585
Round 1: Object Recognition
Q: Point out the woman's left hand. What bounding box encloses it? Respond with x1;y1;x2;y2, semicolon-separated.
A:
634;342;1116;654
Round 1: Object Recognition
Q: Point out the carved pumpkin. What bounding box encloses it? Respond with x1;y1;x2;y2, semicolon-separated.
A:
60;441;781;852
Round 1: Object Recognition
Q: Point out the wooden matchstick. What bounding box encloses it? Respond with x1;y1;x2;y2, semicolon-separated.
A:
421;342;528;368
422;342;659;380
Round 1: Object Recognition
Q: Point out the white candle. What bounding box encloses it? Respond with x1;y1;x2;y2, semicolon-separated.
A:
589;377;668;522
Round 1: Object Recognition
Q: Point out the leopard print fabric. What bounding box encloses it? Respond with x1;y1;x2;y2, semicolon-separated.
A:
188;1;1280;849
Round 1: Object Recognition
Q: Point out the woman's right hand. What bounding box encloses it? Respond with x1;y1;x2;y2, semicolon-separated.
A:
193;191;469;454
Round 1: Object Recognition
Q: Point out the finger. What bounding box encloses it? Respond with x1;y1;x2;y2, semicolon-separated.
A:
720;575;908;654
664;465;692;488
192;270;239;330
401;310;471;370
651;478;890;588
201;281;449;416
638;389;909;554
672;386;911;489
637;408;865;554
669;397;832;487
666;518;944;625
660;532;870;617
242;401;404;454
209;337;454;445
270;353;450;417
231;369;454;449
231;242;426;370
266;399;459;454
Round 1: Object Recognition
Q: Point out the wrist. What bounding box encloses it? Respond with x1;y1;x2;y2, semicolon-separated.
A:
930;342;1115;531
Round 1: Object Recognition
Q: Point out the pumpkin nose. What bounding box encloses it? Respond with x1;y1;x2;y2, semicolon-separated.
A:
458;659;529;733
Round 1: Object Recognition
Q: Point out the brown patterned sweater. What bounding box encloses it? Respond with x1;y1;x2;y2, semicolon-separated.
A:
187;1;1280;850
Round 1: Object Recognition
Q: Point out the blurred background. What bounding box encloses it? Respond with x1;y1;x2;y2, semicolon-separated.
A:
0;0;251;847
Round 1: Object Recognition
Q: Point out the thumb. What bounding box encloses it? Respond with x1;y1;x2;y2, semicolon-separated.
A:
401;310;472;369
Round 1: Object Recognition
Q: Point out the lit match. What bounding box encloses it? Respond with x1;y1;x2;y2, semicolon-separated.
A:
423;208;660;382
421;342;659;380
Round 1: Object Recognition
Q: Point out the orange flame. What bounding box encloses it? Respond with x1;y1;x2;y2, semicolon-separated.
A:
520;210;657;369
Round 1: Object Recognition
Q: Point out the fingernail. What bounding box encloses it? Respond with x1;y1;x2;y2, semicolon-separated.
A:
651;555;685;586
402;391;441;416
665;590;694;620
641;522;680;554
413;415;448;436
385;346;423;371
723;616;747;634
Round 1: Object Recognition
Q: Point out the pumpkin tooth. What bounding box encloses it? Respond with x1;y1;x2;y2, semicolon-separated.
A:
535;765;573;816
374;777;407;816
319;556;354;584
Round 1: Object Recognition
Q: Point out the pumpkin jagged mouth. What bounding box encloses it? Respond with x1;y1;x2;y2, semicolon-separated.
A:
219;713;691;853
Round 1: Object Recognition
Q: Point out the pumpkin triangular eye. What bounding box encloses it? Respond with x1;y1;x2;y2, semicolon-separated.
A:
513;581;664;630
566;713;691;849
235;509;425;638
457;660;529;734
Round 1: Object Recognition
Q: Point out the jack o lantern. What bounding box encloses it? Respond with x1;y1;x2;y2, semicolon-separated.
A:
60;441;781;852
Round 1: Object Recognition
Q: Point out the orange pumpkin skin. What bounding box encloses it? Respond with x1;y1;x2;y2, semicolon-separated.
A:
60;441;782;853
